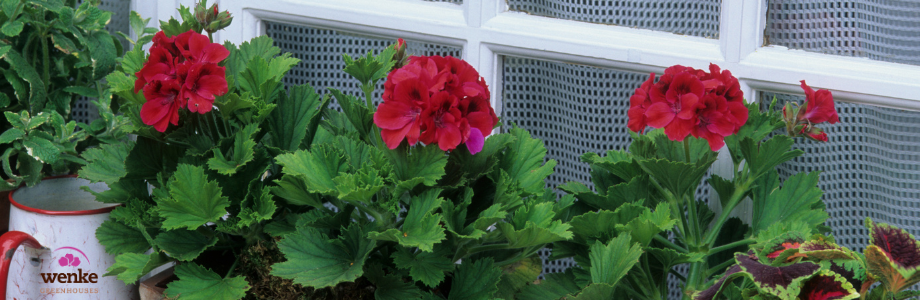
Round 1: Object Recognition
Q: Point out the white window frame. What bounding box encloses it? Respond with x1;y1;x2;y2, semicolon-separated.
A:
135;0;920;112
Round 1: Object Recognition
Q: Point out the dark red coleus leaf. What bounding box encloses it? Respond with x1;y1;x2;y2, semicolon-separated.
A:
736;253;820;299
798;270;857;300
869;220;920;269
693;265;743;300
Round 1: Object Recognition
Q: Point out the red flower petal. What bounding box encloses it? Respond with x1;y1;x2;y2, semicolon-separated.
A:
644;102;676;128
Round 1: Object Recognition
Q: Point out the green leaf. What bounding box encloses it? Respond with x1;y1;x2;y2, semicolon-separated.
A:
498;200;573;249
499;256;542;291
105;252;171;284
365;265;423;300
0;128;25;144
164;263;249;300
22;135;60;163
740;135;803;179
333;166;385;204
1;20;23;36
3;50;46;112
224;35;282;80
517;270;581;300
328;88;372;137
52;32;78;54
270;175;323;208
154;229;218;261
87;30;116;80
618;202;677;246
387;143;448;189
207;123;259;175
95;220;151;255
448;258;501;300
79;141;133;183
724;102;785;165
275;145;348;195
156;164;231;230
392;246;454;288
497;126;556;196
589;234;643;286
268;84;327;151
368;189;446;252
272;224;375;288
125;136;182;181
638;157;714;198
750;172;827;234
238;185;277;227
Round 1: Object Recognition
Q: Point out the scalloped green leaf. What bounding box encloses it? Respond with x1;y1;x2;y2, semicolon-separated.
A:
367;189;445;252
750;172;827;234
105;252;171;284
268;84;327;151
448;258;501;300
155;229;218;261
207;123;259;175
275;145;347;195
497;126;556;196
95;220;150;255
156;164;230;230
272;224;375;288
164;263;249;300
79;141;133;183
392;246;454;288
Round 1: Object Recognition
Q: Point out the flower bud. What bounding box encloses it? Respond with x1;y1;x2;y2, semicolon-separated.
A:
392;38;408;70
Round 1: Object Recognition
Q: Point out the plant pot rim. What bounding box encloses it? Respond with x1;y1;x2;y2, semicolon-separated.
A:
9;175;120;216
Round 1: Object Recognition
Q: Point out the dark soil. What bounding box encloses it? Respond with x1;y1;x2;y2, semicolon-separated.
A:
239;240;376;300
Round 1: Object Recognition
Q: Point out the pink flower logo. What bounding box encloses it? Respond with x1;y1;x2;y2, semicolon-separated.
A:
58;253;81;267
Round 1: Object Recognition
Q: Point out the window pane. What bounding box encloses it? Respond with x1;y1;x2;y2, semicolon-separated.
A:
761;92;920;252
264;22;462;109
765;0;920;66
507;0;721;39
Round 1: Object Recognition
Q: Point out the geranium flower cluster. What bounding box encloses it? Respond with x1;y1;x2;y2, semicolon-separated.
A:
134;30;230;132
783;81;839;142
374;55;498;154
628;64;749;151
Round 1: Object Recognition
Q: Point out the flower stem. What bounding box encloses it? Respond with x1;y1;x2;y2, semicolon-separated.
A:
683;139;692;163
224;255;240;278
708;238;755;256
653;235;687;253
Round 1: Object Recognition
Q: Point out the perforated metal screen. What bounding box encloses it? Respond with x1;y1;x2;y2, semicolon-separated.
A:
765;0;920;66
264;22;463;111
761;92;920;253
507;0;721;39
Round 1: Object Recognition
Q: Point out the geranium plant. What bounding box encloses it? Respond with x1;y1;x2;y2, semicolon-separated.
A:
267;41;571;299
80;3;329;299
516;65;841;299
0;0;130;189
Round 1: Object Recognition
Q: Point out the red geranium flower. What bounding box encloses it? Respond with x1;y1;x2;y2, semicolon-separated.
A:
374;52;497;153
419;92;465;151
799;80;839;124
141;80;183;132
627;73;655;133
182;63;227;113
135;30;230;132
627;63;748;150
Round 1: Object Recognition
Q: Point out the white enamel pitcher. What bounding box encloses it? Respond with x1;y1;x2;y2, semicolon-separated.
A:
0;176;137;299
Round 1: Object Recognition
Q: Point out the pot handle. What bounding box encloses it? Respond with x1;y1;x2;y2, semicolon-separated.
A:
0;231;43;299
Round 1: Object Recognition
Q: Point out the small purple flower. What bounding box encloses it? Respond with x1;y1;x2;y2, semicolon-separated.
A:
58;253;81;267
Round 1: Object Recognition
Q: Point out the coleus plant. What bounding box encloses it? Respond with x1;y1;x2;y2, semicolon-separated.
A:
696;218;920;300
0;0;131;189
516;65;841;300
80;3;328;299
266;41;572;299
